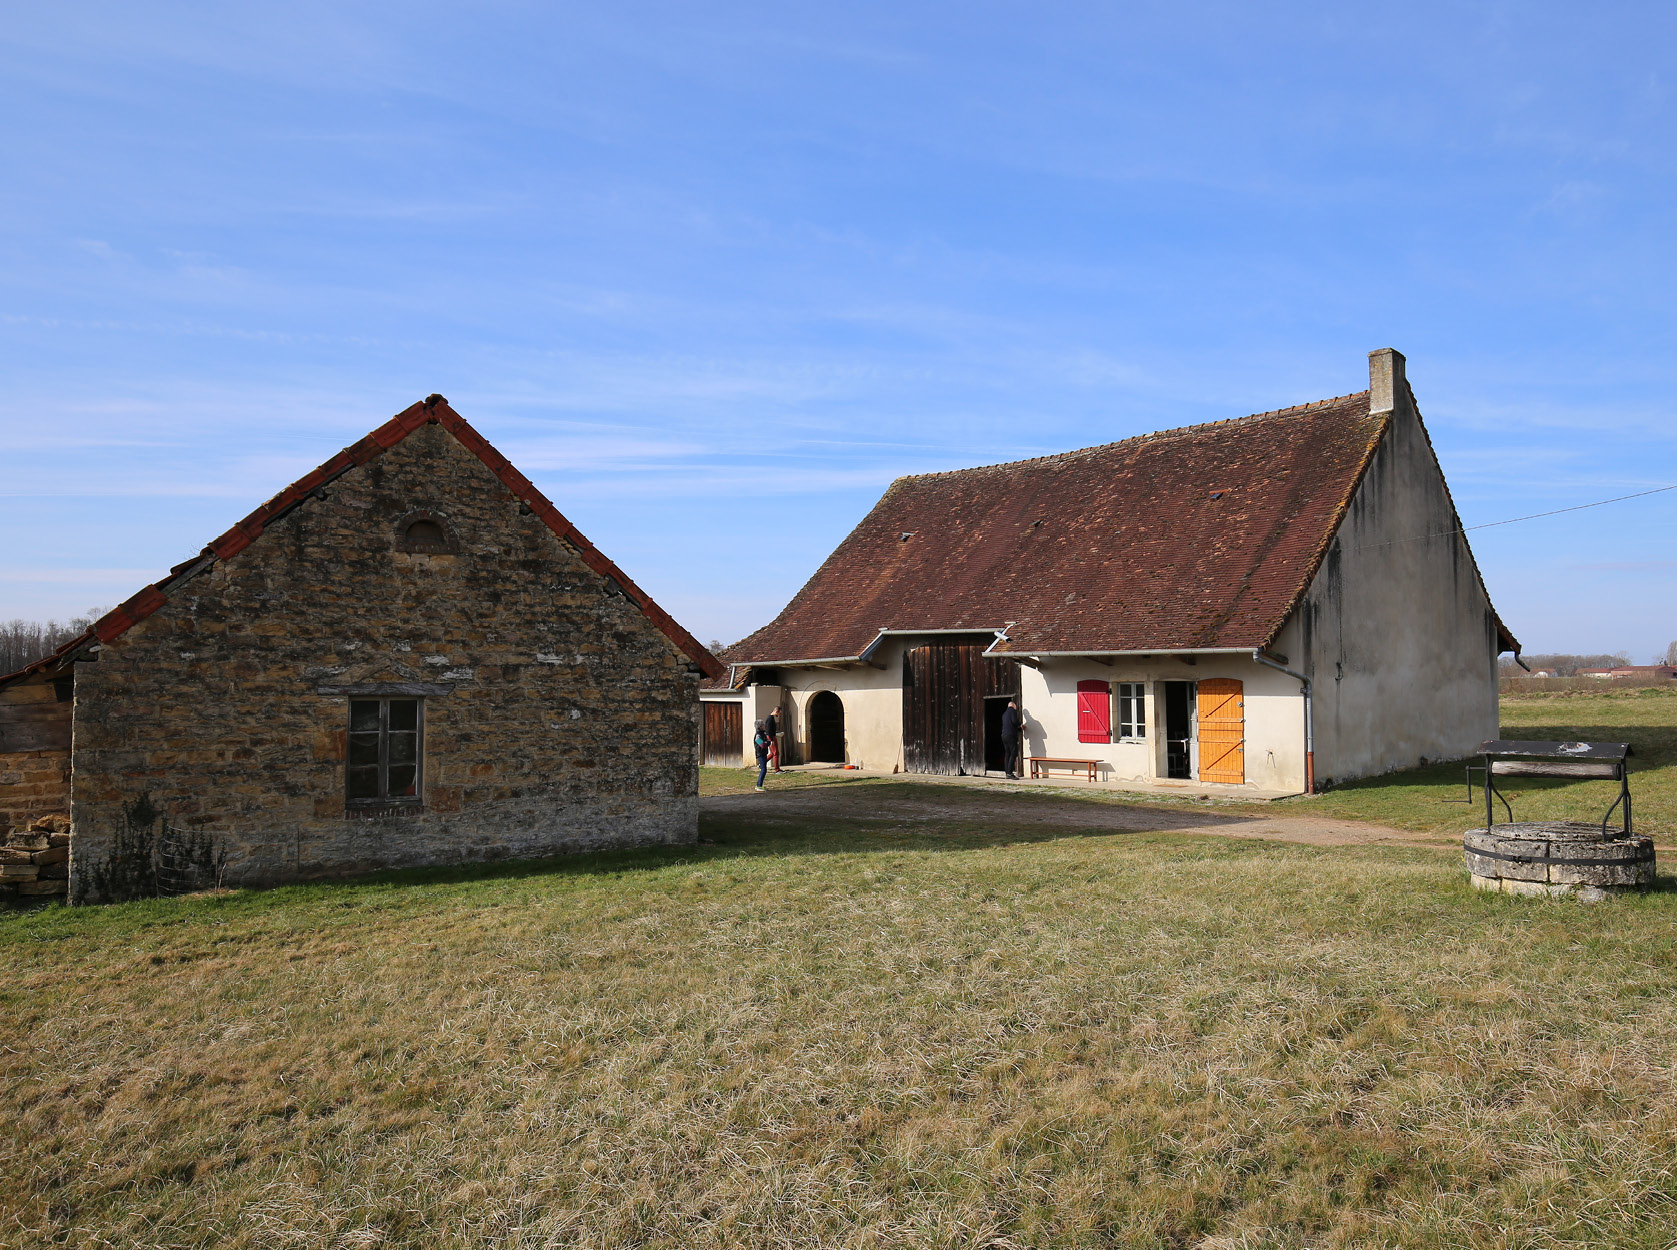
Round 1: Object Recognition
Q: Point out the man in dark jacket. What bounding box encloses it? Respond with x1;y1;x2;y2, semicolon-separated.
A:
763;709;781;772
1001;701;1022;779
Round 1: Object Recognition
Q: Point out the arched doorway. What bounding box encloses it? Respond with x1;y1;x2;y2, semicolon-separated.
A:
808;691;846;763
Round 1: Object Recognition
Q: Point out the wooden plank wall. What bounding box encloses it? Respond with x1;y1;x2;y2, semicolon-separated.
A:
903;641;1020;776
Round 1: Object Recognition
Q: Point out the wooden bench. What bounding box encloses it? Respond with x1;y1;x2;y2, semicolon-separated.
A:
1029;757;1100;782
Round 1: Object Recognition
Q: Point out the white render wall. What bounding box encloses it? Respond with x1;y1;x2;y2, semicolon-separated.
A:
1017;656;1306;792
736;642;1310;792
774;640;909;771
1294;351;1503;784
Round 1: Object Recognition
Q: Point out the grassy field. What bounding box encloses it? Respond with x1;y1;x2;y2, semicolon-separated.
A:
4;690;1676;1248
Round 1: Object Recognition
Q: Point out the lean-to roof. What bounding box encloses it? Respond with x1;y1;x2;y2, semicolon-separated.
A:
0;395;723;687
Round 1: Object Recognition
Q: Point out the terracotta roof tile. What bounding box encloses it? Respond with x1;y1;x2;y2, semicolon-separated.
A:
728;392;1387;662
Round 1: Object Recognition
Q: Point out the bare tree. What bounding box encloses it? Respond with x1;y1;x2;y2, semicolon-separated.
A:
1665;640;1677;667
0;608;109;675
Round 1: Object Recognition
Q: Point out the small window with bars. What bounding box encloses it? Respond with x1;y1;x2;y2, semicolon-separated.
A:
1115;683;1146;741
347;698;423;805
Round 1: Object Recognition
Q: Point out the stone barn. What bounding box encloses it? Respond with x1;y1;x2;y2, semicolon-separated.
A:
0;395;721;902
704;350;1519;795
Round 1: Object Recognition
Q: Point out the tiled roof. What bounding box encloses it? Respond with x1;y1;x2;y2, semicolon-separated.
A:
0;396;722;686
726;392;1398;663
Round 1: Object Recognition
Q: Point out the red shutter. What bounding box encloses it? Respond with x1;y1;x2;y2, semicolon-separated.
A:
1077;680;1111;743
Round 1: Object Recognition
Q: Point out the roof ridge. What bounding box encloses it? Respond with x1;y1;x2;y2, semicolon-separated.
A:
0;398;722;687
897;390;1372;482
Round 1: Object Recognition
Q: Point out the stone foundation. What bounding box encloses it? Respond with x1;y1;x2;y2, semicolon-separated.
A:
1464;821;1654;901
0;814;71;905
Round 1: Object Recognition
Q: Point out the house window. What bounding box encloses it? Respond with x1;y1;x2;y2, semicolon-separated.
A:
1115;682;1146;741
347;698;423;804
1076;680;1111;743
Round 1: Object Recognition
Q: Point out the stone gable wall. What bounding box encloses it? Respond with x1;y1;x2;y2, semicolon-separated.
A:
0;677;72;835
70;420;700;902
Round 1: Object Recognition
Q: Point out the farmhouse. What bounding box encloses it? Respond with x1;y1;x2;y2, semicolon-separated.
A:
704;350;1518;794
0;395;721;902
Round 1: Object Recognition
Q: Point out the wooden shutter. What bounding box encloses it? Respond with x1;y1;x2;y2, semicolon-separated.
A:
1196;678;1244;784
1077;680;1111;743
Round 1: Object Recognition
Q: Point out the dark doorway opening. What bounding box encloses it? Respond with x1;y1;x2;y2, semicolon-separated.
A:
984;696;1014;773
809;691;846;763
1164;681;1194;779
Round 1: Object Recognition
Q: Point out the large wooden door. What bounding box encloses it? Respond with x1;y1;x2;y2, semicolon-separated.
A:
702;701;742;767
1196;679;1244;784
903;640;1021;775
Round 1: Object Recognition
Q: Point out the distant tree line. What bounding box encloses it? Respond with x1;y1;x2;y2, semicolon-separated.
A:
0;610;108;675
1498;651;1633;676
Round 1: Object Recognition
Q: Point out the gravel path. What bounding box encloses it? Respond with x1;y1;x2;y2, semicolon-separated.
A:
701;779;1443;848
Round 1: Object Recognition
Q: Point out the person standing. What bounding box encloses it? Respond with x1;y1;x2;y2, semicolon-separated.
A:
752;719;772;791
1001;700;1022;779
763;708;782;772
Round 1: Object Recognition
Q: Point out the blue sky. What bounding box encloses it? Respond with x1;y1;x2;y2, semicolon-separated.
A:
3;2;1674;658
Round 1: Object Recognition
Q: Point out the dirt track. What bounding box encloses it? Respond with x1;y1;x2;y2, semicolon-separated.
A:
701;779;1446;848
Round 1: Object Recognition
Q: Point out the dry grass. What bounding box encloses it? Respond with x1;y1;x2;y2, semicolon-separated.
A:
6;811;1677;1247
6;689;1677;1248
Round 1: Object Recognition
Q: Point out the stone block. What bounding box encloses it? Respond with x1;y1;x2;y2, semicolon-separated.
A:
1;864;39;880
37;863;68;880
0;848;34;864
18;879;66;895
30;846;68;866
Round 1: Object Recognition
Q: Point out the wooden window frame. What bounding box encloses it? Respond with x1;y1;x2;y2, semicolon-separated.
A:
346;697;425;812
1114;682;1146;742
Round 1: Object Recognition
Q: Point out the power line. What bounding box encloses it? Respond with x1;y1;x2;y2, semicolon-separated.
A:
1356;482;1677;552
1463;483;1677;532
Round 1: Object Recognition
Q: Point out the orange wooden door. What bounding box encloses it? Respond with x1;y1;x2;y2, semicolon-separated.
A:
1196;679;1244;784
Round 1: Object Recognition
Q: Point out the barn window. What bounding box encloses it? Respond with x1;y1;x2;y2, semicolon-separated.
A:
347;698;423;805
1076;680;1111;743
395;510;460;553
1115;682;1146;740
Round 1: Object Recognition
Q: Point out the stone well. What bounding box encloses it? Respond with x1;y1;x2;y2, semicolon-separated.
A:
1465;821;1654;901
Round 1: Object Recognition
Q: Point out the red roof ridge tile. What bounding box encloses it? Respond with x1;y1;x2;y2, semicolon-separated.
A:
0;397;722;687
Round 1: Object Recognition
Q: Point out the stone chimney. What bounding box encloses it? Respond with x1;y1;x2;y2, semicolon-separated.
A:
1368;348;1406;414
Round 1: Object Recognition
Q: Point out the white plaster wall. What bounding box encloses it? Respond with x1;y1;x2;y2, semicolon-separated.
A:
1297;380;1503;784
774;640;907;771
1019;656;1306;792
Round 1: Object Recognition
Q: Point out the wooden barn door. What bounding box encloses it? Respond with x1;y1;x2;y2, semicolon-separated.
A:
903;641;1020;775
701;701;742;767
1196;679;1244;785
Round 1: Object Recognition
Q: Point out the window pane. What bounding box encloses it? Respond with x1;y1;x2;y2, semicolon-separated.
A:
387;732;417;765
348;733;380;767
387;764;418;797
388;700;418;732
347;766;380;799
350;700;381;733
